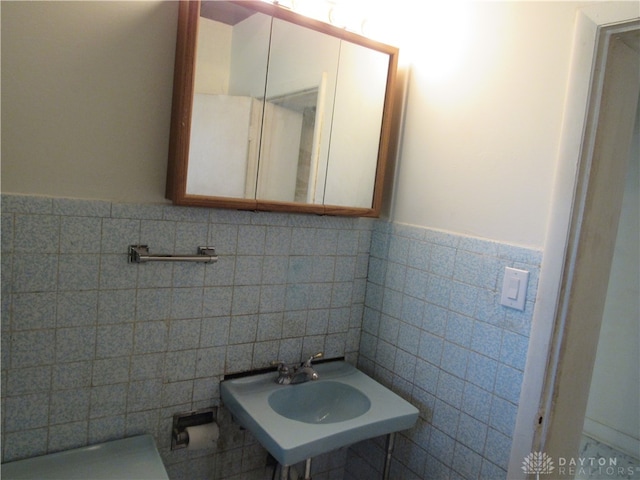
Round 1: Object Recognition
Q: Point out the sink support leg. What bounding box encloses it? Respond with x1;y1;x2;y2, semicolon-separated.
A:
304;458;312;479
383;432;396;480
280;465;289;480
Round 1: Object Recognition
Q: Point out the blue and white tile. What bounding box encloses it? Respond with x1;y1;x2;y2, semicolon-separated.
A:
127;379;163;413
465;351;498;391
500;330;529;371
414;357;441;393
6;366;52;395
397;321;421;355
52;361;92;390
493;364;523;404
4;393;50;431
89;415;126;444
59;216;102;253
98;289;136;324
470;321;503;360
91;356;130;386
58;254;100;291
483;428;512;470
3;428;48;462
13;214;59;253
12;254;58;293
195;346;226;378
461;383;493;423
429;427;457;465
47;421;88;454
55;326;96;362
11;329;56;368
432;399;461;438
202;286;233;318
228;315;258;344
426;274;452;308
89;384;128;418
12;292;56;330
96;324;134;359
100;218;140;254
49;388;90;424
489;396;517;437
56;290;98;327
437;371;465;409
111;203;163;221
171;287;204;320
237;225;266;255
440;342;469;379
430;244;457;277
264;226;292;256
134;321;168;354
418;331;444;366
2;194;52;215
445;312;474;347
452;441;484;479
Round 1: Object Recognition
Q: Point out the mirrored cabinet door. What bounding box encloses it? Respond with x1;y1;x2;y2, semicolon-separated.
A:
324;41;390;209
186;2;270;200
257;17;340;205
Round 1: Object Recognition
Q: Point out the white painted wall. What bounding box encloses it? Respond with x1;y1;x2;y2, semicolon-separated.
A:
1;0;598;246
386;1;595;248
583;100;640;459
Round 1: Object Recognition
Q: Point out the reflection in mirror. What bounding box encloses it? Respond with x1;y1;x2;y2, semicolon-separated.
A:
258;88;320;203
270;88;319;203
324;41;390;208
257;17;340;204
186;2;270;199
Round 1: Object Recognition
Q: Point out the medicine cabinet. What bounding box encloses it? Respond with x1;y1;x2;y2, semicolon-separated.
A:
166;0;399;216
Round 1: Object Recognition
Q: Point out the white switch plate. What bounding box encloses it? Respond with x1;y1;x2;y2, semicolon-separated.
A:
500;267;529;311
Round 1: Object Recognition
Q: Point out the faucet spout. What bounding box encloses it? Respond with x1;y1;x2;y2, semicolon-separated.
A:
272;352;323;384
290;366;318;384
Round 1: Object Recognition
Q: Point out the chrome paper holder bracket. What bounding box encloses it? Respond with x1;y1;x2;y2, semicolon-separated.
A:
128;245;218;264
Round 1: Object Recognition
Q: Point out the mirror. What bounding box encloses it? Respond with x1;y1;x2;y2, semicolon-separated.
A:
166;0;399;216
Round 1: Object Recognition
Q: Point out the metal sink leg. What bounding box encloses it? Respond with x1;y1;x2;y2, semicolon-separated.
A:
278;458;312;480
304;458;311;479
383;432;396;480
280;464;289;480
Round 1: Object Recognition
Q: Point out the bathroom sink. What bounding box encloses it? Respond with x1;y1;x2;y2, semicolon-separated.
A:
268;380;371;424
220;361;418;466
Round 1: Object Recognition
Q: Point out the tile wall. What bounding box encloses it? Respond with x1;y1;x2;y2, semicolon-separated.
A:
0;194;372;480
345;221;542;480
0;194;542;480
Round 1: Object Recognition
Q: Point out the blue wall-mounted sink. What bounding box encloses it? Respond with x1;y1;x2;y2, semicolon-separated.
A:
268;380;371;424
220;361;418;466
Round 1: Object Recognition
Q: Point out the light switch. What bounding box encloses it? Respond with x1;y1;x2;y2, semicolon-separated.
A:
500;267;529;310
507;278;520;300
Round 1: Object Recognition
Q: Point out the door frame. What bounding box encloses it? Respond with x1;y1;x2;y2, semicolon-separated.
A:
507;3;640;478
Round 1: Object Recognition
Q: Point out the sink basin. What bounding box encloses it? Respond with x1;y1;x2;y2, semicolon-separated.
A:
268;380;371;424
220;361;418;466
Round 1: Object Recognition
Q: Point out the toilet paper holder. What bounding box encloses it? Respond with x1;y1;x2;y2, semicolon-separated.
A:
171;407;217;450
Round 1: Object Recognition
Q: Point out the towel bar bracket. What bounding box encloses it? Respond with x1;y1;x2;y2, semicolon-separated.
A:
128;245;218;264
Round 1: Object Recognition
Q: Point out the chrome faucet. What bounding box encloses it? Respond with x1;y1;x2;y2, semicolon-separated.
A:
272;352;323;385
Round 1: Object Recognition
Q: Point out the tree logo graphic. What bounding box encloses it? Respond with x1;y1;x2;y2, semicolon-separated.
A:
522;452;555;480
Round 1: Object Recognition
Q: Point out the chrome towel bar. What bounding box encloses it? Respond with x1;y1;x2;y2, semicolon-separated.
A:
128;245;218;264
